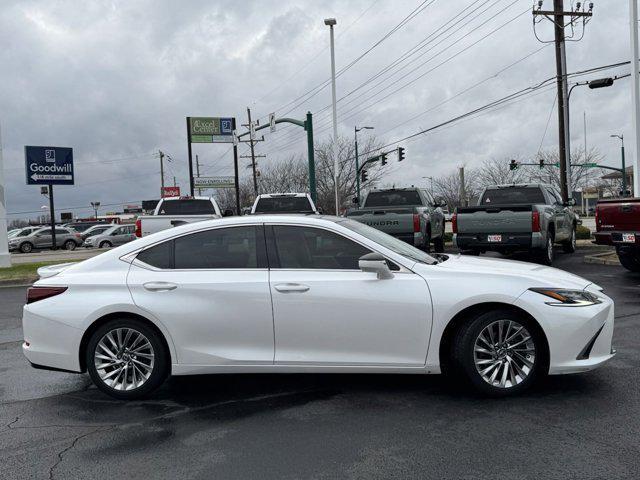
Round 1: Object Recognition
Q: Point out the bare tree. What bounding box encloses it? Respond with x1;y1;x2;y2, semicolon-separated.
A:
432;167;481;209
476;157;527;186
526;147;602;193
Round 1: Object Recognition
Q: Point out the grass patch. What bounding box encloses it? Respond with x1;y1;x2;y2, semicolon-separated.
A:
0;261;80;282
576;225;591;240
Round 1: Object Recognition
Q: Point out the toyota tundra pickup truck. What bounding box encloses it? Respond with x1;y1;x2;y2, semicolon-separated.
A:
593;197;640;272
453;184;578;265
135;196;223;237
346;188;446;252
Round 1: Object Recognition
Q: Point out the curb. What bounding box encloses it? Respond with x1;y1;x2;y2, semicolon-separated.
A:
583;251;621;266
0;276;37;288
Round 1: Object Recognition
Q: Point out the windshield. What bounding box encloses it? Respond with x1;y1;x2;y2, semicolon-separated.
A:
339;218;437;265
364;190;421;207
157;199;216;215
480;187;545;205
254;196;314;213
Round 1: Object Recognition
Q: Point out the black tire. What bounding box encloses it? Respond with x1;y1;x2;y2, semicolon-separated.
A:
537;233;554;265
451;309;547;396
562;227;576;253
432;232;445;253
99;240;113;249
86;318;169;400
422;228;431;253
617;249;640;273
20;242;33;254
63;240;77;251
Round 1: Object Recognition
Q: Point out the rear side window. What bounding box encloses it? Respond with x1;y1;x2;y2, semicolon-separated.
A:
137;240;174;269
480;187;545;205
54;228;68;235
157;200;216;215
255;197;313;213
364;190;421;207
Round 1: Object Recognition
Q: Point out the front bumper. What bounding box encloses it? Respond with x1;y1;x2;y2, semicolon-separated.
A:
515;286;615;375
454;232;545;251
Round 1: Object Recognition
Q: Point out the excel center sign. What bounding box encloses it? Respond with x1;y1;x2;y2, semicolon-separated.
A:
189;117;234;143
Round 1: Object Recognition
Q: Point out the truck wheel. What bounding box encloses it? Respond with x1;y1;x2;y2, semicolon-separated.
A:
537;234;554;266
562;228;576;253
20;242;33;254
617;249;640;273
422;229;431;253
433;231;445;253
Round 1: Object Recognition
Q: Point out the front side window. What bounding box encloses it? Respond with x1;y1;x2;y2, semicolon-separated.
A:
136;226;264;269
272;225;371;270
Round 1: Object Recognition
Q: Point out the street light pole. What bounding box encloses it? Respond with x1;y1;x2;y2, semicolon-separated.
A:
611;134;628;197
354;125;373;206
325;18;339;215
630;0;640;197
0;122;9;267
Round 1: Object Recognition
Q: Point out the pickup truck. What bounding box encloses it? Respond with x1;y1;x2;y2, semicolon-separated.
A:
593;197;640;272
346;188;446;252
251;193;318;214
453;184;578;265
135;196;223;237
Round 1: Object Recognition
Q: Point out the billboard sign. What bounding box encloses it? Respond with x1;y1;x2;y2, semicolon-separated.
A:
25;146;74;185
162;186;181;197
189;117;234;143
194;176;235;189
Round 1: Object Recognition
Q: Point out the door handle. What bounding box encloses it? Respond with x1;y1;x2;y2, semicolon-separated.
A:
274;283;310;293
143;281;178;292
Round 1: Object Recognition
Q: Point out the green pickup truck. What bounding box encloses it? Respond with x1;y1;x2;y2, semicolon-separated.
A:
452;183;578;264
346;188;446;252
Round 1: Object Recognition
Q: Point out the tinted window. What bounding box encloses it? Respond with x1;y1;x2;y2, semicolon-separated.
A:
273;226;371;269
137;240;174;269
157;200;216;215
254;197;314;213
54;228;69;234
174;226;262;269
37;229;51;235
480;187;545;205
364;190;422;207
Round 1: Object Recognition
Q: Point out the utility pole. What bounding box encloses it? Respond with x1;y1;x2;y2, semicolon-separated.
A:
245;107;258;196
533;0;593;202
325;18;339;214
0;122;9;267
459;167;466;207
159;150;165;197
195;154;201;196
611;134;628;197
630;0;640;196
173;176;177;187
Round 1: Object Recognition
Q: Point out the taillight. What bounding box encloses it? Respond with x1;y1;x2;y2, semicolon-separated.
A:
451;213;458;234
413;214;420;233
26;286;68;304
75;234;82;239
595;207;600;230
135;219;142;237
532;211;541;232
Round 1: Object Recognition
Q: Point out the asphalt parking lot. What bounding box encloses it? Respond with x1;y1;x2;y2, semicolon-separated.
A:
1;248;639;479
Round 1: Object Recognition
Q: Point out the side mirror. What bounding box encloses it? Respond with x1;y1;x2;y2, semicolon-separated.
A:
223;209;234;217
358;252;394;280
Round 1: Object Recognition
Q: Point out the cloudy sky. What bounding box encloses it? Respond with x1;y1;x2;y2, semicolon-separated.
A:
0;0;636;220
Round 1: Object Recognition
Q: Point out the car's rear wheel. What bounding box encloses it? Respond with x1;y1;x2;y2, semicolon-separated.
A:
63;240;77;251
99;240;112;248
86;318;168;399
20;242;33;253
451;310;546;396
562;227;576;253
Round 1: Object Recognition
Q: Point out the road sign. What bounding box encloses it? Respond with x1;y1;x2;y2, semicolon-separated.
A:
189;117;234;143
583;163;598;167
269;113;276;133
194;176;235;189
24;146;74;185
161;186;180;197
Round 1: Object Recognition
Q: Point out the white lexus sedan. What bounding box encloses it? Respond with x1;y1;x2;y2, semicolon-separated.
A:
22;215;615;399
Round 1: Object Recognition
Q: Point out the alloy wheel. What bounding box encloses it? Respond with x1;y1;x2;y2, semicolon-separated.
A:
94;328;155;391
473;320;536;389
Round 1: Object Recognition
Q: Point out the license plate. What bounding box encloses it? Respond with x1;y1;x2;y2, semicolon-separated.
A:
622;233;636;243
488;234;502;242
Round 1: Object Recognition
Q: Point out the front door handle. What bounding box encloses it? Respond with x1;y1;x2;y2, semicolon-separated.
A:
143;281;178;292
274;283;310;293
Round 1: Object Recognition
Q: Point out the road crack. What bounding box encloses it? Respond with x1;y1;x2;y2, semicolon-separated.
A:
48;426;112;480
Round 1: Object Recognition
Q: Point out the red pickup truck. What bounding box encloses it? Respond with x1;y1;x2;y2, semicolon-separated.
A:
594;198;640;272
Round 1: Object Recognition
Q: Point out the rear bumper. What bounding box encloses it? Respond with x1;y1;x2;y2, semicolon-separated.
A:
454;232;544;251
593;231;638;247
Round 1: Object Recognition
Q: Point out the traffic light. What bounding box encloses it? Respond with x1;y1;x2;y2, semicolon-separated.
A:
381;154;387;166
397;147;405;161
509;159;519;171
361;170;368;182
539;158;544;169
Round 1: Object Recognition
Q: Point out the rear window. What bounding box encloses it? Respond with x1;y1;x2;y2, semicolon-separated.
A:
364;190;421;207
480;187;545;205
254;197;313;213
157;200;216;215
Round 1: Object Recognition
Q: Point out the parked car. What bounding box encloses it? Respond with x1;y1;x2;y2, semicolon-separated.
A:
8;226;83;253
251;193;319;214
83;224;137;248
80;224;114;241
135;196;223;237
346;188;446;252
64;221;109;232
22;215;614;399
8;226;43;239
453;184;578;265
593;197;640;272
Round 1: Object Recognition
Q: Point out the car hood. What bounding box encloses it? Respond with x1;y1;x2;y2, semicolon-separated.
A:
422;254;593;290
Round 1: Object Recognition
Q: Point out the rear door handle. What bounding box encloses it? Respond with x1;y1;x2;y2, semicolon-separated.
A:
274;283;310;293
143;281;178;292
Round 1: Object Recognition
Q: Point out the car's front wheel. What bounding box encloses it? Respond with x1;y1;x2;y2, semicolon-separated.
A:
86;318;168;399
99;240;113;249
20;242;33;253
451;310;547;396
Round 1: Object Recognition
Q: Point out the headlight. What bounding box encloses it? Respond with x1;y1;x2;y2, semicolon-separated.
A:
530;288;601;307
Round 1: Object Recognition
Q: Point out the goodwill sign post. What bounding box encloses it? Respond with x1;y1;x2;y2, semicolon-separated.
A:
24;146;74;249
